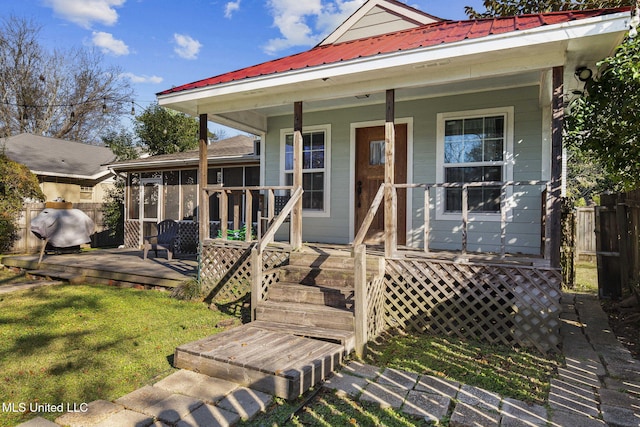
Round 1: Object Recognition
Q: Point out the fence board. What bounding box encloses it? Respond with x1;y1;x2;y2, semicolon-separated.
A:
576;207;596;261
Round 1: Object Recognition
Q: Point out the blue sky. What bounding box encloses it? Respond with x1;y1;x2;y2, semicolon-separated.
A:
0;0;486;135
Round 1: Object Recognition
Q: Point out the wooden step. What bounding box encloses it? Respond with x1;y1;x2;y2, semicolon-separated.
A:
251;320;355;354
255;301;354;331
289;251;382;272
267;282;353;309
280;266;356;288
174;324;343;400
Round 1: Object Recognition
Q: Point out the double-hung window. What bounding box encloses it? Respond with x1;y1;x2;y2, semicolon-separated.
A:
282;126;330;216
437;107;513;219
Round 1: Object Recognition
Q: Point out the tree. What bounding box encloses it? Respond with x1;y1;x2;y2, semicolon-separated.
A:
465;0;628;18
134;103;200;155
565;36;640;191
0;152;45;252
0;16;133;143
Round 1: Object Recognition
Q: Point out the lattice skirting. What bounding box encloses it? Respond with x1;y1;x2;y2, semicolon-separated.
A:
384;259;562;353
200;240;290;302
124;220;140;248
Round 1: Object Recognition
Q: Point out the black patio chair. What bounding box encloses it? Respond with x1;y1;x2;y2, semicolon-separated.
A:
143;219;178;261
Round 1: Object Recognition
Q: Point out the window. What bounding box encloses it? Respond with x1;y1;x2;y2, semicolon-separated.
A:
282;127;330;215
437;108;513;218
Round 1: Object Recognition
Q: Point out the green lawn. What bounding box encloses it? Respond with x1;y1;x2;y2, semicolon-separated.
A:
0;280;236;426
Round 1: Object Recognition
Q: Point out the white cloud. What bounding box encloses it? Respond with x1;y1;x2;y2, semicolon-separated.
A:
225;0;241;18
173;33;202;60
44;0;125;28
263;0;365;54
120;72;163;84
92;31;129;55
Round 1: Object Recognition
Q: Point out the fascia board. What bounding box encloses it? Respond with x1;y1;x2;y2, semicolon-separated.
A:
158;12;628;111
33;170;113;181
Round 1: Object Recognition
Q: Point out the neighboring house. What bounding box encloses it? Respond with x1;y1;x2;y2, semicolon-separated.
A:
2;133;116;203
108;134;259;252
157;0;631;266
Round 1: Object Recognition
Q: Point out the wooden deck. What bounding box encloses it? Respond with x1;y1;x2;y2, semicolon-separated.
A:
0;248;197;288
174;323;344;400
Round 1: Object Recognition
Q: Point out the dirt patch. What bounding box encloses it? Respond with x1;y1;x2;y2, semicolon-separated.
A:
602;294;640;359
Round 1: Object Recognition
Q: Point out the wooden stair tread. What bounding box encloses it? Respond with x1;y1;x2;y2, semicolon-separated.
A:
257;300;354;314
251;320;355;341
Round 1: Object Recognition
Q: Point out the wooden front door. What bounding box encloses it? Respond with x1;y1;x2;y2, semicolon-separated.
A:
355;124;407;245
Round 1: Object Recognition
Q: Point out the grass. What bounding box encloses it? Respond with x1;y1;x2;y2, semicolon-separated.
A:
0;279;237;426
574;261;598;294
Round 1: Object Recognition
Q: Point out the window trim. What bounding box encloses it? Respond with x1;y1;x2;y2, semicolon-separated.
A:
436;107;514;221
280;124;331;218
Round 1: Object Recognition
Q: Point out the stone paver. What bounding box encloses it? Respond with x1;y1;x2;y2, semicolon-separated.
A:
341;360;380;379
548;378;599;417
549;409;606;427
359;382;408;409
16;417;60;427
601;404;640;427
155;370;238;404
500;398;548;427
92;409;154;427
375;367;418;389
115;385;173;413
142;393;203;424
415;374;460;398
216;387;272;420
323;371;369;397
457;384;501;411
449;402;500;427
401;390;450;422
0;280;62;294
54;400;123;427
175;403;240;427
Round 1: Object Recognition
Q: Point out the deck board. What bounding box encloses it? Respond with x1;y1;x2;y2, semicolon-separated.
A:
174;324;344;399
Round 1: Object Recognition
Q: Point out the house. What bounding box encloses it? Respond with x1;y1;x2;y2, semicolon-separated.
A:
108;134;259;253
2;133;116;203
154;1;633;353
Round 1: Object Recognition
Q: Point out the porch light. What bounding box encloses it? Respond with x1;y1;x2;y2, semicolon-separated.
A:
130;101;136;115
102;98;107;114
575;67;592;82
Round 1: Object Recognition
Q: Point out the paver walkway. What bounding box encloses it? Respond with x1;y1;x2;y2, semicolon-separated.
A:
17;292;640;427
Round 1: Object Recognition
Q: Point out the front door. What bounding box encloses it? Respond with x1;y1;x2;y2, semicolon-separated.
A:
355;124;407;245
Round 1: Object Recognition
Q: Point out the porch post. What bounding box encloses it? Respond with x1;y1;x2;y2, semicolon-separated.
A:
550;67;563;269
384;89;396;258
291;101;303;249
198;114;209;244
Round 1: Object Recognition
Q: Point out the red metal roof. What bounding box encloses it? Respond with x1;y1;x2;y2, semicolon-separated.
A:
158;8;629;96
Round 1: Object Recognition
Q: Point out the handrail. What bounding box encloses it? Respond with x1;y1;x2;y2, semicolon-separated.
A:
258;186;303;253
353;183;385;247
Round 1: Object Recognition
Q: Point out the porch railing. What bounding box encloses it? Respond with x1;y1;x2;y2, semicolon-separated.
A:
353;180;550;257
204;185;303;323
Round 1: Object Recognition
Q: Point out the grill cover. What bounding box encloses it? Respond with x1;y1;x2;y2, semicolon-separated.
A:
31;208;95;248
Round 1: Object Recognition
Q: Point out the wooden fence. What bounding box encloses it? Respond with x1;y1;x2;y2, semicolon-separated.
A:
9;202;121;254
595;190;640;298
576;207;597;261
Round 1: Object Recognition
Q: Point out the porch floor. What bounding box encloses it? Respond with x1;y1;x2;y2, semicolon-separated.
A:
1;248;197;288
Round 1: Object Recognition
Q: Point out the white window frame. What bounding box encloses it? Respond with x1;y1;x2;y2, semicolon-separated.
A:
436;106;514;221
280;124;331;217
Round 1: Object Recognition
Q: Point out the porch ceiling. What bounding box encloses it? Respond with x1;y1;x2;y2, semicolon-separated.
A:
158;11;627;134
